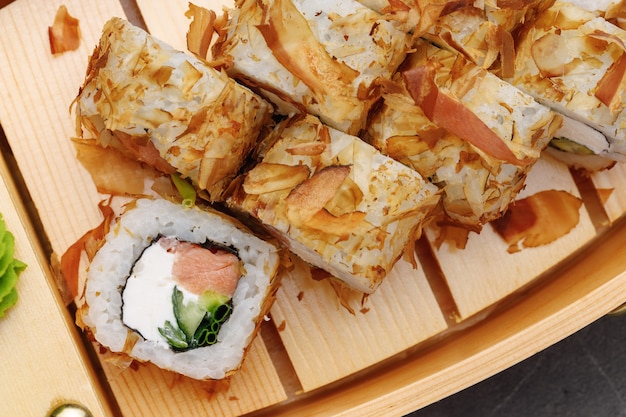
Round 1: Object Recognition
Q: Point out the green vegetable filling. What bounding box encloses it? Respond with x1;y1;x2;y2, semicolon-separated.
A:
171;173;196;208
0;214;27;318
549;137;596;156
158;286;232;351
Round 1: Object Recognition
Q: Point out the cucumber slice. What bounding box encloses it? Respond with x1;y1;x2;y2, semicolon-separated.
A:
172;286;206;338
551;115;610;155
550;136;596;155
161;287;233;351
158;320;189;350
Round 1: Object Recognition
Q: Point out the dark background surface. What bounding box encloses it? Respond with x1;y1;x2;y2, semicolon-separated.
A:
406;312;626;417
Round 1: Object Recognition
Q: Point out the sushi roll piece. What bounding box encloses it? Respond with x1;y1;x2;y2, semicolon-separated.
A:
75;18;273;202
211;0;411;135
368;40;560;227
510;1;626;167
227;114;440;294
77;198;281;380
401;40;560;167
365;91;529;228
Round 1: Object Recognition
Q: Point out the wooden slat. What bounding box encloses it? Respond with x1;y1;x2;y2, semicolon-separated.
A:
0;152;114;417
590;162;626;223
270;255;448;392
0;1;287;416
427;155;599;319
263;216;626;417
0;0;119;255
100;338;286;417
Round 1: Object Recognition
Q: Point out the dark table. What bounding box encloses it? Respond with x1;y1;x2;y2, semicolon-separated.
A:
407;312;626;417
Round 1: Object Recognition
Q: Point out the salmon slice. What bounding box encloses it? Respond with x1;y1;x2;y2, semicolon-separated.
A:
158;237;241;298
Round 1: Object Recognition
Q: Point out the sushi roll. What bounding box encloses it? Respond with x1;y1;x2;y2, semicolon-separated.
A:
401;40;560;166
368;40;560;227
77;198;281;380
75;18;273;202
510;1;626;166
227;114;440;294
365;92;530;228
211;0;411;135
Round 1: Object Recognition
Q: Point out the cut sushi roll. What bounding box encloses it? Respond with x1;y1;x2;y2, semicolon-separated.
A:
211;0;411;135
402;40;560;166
366;41;560;227
227;114;440;293
365;91;533;227
511;1;626;165
77;198;281;380
75;18;273;202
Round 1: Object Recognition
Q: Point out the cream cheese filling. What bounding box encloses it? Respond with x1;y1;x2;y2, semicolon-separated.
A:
121;240;197;347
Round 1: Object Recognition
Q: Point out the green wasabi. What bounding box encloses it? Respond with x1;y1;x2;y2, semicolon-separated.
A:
0;213;26;317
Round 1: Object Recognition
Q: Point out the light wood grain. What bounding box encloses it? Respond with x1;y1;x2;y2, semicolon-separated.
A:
590;161;626;223
426;155;598;320
256;216;626;417
270;255;447;392
0;153;114;417
0;0;122;255
100;338;286;417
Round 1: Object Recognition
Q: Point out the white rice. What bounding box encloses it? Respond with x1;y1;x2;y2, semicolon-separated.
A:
81;198;280;380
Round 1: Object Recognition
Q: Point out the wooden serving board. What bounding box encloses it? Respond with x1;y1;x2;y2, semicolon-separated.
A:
590;163;626;223
1;1;625;416
0;149;113;416
427;155;598;320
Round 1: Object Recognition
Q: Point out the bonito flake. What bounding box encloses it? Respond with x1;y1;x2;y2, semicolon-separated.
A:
75;18;273;201
354;0;457;35
212;0;411;136
423;0;553;77
228;115;440;293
